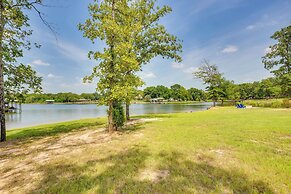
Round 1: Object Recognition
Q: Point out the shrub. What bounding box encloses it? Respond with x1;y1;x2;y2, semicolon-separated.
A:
112;101;125;129
271;101;282;108
244;99;290;108
282;99;291;108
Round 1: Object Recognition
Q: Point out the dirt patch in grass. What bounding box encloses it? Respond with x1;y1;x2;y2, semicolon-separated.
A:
193;148;239;170
279;135;291;140
0;119;147;194
138;169;170;182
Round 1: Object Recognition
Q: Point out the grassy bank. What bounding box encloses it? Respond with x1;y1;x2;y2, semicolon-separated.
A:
1;108;290;193
244;99;291;108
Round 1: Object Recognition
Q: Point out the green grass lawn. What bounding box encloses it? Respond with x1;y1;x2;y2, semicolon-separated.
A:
1;107;291;193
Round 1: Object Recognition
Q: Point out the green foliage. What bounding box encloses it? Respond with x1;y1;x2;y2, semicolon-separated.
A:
79;0;142;105
112;101;125;129
79;0;182;103
193;60;224;105
170;84;190;101
187;88;206;101
262;25;291;97
0;0;44;141
79;0;182;130
24;92;100;103
143;85;205;102
236;77;283;100
245;99;291;108
4;64;42;103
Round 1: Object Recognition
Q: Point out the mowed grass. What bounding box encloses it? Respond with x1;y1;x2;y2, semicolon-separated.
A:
7;118;107;140
1;107;291;193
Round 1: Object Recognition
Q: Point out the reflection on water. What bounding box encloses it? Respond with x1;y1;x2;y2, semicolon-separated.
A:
5;102;212;130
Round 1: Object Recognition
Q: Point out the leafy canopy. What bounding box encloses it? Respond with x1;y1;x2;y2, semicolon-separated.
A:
4;64;42;102
262;25;291;97
79;0;182;105
193;60;224;102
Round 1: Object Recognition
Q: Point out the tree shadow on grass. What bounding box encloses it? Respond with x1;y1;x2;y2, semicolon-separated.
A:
122;122;145;132
133;114;175;119
31;147;274;194
31;146;150;194
6;120;105;142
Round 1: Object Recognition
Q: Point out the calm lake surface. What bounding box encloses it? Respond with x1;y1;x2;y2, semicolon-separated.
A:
6;102;212;130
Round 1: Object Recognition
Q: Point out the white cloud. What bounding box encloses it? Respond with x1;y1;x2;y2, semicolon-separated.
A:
47;73;62;79
32;59;50;66
55;40;89;62
183;67;199;74
221;45;238;53
246;25;255;30
246;20;278;31
59;77;94;89
171;62;184;69
140;71;156;79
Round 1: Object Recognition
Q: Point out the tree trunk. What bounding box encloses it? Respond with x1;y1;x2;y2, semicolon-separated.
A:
126;101;130;121
108;101;114;133
0;1;6;142
107;0;116;133
0;61;5;142
221;99;224;106
213;100;216;107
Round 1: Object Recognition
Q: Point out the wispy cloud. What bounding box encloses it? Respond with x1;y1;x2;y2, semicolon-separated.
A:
221;45;238;53
32;59;50;66
183;67;199;74
140;71;156;79
47;73;62;79
171;62;184;69
55;40;89;62
245;18;278;31
246;25;255;30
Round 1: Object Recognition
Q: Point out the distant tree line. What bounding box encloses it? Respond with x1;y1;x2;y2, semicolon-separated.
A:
25;93;100;103
142;77;286;103
22;76;286;104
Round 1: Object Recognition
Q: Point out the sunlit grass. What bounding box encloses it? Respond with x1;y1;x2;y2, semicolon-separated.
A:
1;107;291;193
7;118;106;140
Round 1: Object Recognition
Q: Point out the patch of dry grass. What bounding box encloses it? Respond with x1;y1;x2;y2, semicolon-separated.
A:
0;108;290;193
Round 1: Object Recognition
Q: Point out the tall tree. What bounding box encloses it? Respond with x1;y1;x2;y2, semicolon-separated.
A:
262;25;291;97
79;0;182;130
170;84;190;101
188;88;206;101
0;0;47;142
123;0;182;120
79;0;142;132
4;63;42;104
193;60;224;107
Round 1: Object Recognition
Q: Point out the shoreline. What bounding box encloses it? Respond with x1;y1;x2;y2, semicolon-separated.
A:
7;107;214;131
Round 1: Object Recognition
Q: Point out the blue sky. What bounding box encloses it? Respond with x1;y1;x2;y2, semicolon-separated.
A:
21;0;291;94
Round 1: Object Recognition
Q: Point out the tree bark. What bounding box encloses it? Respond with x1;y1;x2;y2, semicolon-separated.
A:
126;100;130;121
108;101;114;133
107;0;116;133
0;1;6;142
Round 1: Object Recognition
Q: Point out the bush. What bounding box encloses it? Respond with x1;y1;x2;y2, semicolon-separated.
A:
244;99;290;108
282;99;291;108
112;101;125;128
271;101;282;108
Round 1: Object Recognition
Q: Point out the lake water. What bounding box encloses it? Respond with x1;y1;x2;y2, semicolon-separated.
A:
5;102;212;130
